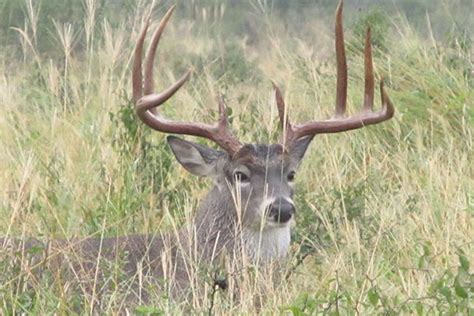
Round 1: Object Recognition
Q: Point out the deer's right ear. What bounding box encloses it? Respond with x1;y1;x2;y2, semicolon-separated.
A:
167;136;223;177
290;135;314;164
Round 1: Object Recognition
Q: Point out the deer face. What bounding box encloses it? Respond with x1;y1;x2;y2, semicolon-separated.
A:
168;136;313;230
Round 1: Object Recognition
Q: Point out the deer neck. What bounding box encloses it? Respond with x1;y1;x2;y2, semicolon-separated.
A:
193;186;236;253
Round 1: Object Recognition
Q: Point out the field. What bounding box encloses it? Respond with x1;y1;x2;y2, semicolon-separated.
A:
0;0;472;314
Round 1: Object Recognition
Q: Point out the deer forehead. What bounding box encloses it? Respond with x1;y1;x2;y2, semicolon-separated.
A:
229;143;291;169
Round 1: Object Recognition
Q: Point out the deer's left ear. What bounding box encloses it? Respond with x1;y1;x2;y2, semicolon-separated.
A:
290;135;314;164
167;136;224;177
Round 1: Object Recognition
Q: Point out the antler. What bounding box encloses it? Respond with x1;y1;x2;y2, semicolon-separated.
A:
133;6;242;155
273;0;394;148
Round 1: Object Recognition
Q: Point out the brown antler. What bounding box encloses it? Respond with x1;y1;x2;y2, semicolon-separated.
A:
133;6;242;155
274;0;394;149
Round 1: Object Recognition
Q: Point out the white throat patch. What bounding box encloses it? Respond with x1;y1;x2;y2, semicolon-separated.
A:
242;225;292;261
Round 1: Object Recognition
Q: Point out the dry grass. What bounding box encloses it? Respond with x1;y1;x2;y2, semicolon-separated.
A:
0;0;472;314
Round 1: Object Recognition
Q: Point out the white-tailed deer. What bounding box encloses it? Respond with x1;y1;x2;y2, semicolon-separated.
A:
1;0;394;308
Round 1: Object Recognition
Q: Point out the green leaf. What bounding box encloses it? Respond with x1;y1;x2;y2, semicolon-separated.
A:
459;255;470;271
368;288;379;306
280;306;303;316
415;302;423;315
454;279;468;299
418;256;427;269
439;286;451;299
134;305;163;316
27;244;46;255
422;243;431;256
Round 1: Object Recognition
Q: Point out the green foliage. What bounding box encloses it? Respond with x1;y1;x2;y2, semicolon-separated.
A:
353;8;389;49
134;305;164;315
190;41;262;85
281;251;473;314
107;97;182;226
280;292;318;315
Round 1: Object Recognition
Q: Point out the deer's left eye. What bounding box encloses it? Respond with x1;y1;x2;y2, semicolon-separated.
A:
287;171;296;182
234;171;250;182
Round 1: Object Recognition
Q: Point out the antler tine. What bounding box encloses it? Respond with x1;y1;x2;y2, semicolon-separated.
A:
132;19;149;103
279;0;394;149
272;82;289;129
335;0;347;118
380;78;395;118
217;95;228;126
144;5;175;96
133;7;242;156
272;81;296;147
214;96;243;153
136;70;191;116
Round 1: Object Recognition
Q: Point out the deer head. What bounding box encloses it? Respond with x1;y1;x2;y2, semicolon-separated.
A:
132;1;394;258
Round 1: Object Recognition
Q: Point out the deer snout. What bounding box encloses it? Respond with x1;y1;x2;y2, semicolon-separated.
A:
267;198;295;223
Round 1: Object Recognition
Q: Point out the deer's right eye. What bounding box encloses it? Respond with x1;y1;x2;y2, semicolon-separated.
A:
234;171;250;182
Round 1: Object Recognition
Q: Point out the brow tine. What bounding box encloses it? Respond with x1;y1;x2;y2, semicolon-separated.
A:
380;78;395;117
335;0;347;118
217;95;229;126
144;5;176;96
363;26;375;111
132;20;149;103
272;81;290;130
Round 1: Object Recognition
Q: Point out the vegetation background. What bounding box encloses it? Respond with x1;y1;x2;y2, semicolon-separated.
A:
0;0;472;314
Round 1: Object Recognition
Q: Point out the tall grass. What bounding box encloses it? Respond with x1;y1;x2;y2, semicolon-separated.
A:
0;0;472;314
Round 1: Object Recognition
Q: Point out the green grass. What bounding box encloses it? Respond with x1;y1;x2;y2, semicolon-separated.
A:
0;0;472;314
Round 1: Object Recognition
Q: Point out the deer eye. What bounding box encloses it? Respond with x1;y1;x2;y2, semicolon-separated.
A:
287;171;296;182
234;171;250;183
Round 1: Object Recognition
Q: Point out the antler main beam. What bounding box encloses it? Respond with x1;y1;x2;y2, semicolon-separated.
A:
133;6;242;155
274;0;394;148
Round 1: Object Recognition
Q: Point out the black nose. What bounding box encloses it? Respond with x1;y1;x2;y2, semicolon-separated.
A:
268;198;295;223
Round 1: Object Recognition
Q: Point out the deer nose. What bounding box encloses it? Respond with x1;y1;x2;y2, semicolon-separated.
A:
268;198;295;223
